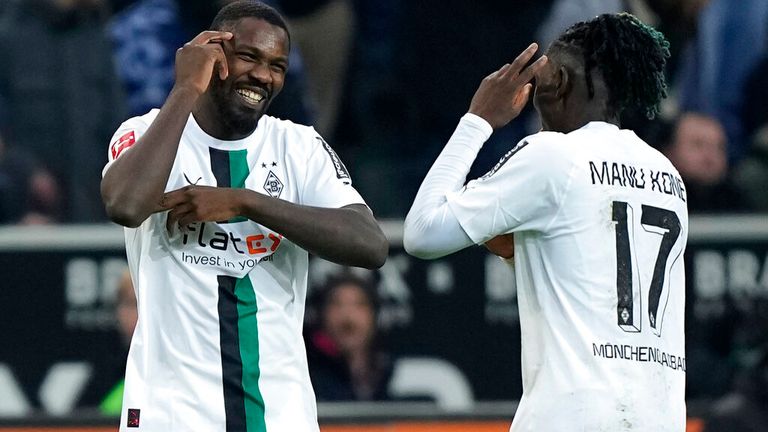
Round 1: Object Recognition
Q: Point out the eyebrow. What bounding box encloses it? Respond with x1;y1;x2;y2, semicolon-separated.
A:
233;43;289;64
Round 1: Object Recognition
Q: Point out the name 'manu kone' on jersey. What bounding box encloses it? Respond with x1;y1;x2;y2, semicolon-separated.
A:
447;121;688;432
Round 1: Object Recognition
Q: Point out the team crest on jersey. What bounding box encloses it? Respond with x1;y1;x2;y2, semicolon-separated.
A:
111;131;136;160
263;171;284;198
317;137;350;180
481;140;530;180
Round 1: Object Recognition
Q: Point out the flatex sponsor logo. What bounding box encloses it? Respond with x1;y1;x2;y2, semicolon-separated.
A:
178;222;282;271
180;222;282;256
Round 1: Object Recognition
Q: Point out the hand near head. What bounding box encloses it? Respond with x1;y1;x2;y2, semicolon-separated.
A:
160;185;243;233
469;43;548;129
174;31;234;96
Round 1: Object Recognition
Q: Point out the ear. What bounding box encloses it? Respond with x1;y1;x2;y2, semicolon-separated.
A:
555;65;572;101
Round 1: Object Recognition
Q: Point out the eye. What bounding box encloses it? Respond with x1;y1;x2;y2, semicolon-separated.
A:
270;63;287;74
237;52;255;61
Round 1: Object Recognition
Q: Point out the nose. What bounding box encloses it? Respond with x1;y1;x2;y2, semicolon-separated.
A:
248;61;272;85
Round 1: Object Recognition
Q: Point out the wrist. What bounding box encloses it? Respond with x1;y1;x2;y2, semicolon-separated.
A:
170;84;204;103
234;188;261;220
461;113;494;140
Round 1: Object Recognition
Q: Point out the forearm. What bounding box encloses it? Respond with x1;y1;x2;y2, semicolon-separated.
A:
238;191;388;269
101;86;199;227
403;114;492;259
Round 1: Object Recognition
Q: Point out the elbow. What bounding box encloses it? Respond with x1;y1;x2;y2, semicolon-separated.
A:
104;200;146;228
101;186;148;228
361;231;389;269
403;224;433;260
403;238;431;260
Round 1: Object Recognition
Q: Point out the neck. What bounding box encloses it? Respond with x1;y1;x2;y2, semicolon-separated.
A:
192;95;258;140
543;105;619;133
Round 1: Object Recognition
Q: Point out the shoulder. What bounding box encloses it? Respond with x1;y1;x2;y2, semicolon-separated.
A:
260;115;328;155
478;130;573;185
119;109;160;131
261;115;318;142
643;138;682;176
513;130;574;169
261;115;316;135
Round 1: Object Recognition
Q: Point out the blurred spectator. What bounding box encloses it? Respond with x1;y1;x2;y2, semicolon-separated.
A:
107;0;187;117
733;57;768;212
282;0;354;137
109;0;312;123
99;270;137;416
676;0;768;162
0;0;125;222
306;272;394;401
0;131;62;224
663;113;749;213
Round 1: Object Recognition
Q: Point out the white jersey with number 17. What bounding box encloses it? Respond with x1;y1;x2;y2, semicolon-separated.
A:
448;121;688;431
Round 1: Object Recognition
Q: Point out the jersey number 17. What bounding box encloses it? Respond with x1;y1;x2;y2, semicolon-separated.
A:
611;201;683;337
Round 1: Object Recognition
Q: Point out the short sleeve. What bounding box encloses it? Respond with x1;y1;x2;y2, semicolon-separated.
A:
102;116;150;177
300;133;366;209
446;133;573;244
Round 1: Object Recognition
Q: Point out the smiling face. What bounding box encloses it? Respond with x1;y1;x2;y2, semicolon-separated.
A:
208;17;289;136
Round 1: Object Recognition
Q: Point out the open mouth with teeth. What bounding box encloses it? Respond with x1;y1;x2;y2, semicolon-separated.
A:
235;88;266;107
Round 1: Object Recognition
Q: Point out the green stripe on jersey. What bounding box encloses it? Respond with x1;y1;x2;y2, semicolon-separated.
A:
235;276;267;432
228;149;249;188
229;149;249;223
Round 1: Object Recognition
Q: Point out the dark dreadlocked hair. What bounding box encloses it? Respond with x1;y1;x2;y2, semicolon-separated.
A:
552;13;670;119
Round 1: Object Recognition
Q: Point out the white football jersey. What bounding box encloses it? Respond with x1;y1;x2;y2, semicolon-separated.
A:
104;110;365;432
448;122;688;431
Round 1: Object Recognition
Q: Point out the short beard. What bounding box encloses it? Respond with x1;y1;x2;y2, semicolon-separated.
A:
209;79;263;137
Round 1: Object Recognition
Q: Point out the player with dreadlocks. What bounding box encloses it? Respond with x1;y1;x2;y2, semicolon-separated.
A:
404;13;687;431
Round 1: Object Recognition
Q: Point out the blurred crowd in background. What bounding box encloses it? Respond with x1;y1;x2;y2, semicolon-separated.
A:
0;1;767;428
0;0;767;224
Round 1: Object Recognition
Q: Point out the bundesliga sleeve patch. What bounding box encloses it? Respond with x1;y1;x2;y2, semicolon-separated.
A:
317;137;350;180
111;131;136;160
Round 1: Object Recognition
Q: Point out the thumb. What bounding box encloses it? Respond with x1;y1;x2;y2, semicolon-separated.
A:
218;59;229;81
215;49;229;81
513;83;533;108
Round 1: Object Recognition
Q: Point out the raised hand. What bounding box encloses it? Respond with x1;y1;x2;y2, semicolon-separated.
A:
469;43;548;129
174;31;234;96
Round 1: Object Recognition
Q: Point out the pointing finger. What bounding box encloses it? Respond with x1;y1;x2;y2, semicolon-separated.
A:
505;43;539;78
516;55;549;86
161;187;190;210
188;30;233;46
166;203;193;233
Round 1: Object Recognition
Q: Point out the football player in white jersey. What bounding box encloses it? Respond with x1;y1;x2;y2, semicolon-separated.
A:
404;14;687;432
100;1;387;431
